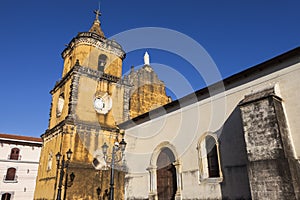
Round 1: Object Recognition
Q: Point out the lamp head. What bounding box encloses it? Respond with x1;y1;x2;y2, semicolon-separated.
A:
101;142;108;156
66;149;73;160
56;152;62;162
119;138;127;152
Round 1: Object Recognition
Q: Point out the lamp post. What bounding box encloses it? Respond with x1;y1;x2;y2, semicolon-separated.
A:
101;134;127;200
56;149;73;200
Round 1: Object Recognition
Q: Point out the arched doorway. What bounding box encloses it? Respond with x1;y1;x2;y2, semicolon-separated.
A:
1;193;11;200
156;148;177;200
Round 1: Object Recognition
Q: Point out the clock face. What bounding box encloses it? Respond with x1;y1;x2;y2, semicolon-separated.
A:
94;97;105;110
93;93;112;114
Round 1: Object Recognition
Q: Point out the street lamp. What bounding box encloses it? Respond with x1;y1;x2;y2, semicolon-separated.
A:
101;134;127;200
56;149;74;200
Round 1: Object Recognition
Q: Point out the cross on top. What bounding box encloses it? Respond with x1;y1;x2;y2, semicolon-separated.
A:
94;9;101;20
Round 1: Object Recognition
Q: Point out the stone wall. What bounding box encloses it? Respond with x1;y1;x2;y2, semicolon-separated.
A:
66;162;124;200
123;65;171;119
239;88;296;199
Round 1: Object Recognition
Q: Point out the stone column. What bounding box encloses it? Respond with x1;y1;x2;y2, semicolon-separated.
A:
239;88;296;200
173;160;182;200
147;166;158;200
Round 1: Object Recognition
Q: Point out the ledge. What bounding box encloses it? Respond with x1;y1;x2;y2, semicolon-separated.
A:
199;177;223;184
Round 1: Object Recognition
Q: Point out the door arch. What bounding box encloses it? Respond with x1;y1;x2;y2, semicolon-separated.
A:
148;142;182;200
156;148;177;200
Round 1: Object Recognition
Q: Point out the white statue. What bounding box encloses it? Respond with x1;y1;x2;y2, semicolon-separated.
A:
144;51;150;65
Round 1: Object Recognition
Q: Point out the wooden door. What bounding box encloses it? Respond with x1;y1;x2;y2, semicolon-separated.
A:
1;193;11;200
157;148;177;200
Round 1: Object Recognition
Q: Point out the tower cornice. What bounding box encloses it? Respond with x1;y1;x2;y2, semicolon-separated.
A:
51;62;123;95
61;32;126;60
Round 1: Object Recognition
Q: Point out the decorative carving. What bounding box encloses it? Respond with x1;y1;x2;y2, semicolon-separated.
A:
62;32;125;59
100;73;120;83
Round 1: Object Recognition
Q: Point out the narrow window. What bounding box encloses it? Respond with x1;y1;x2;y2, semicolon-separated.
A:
9;148;20;160
98;54;108;72
5;168;16;181
206;136;220;178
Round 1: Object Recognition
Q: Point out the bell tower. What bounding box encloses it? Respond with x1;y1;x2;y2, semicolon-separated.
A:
34;10;128;200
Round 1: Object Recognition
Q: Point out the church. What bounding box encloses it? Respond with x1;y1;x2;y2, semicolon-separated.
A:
34;10;300;200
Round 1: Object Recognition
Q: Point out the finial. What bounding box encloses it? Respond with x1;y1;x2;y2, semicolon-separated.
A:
94;9;101;21
144;52;150;65
89;7;105;38
94;0;101;21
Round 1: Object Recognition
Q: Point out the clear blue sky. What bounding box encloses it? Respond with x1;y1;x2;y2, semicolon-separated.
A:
1;0;300;137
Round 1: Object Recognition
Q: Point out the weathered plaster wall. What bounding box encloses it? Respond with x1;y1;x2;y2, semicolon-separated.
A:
124;61;300;199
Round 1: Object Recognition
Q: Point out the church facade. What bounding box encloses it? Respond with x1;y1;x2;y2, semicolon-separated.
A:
34;10;300;200
122;48;300;199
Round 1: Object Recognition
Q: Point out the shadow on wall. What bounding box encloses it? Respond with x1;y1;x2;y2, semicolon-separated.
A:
217;107;252;200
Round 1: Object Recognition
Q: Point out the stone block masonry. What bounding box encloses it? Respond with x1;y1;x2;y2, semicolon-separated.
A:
239;88;296;200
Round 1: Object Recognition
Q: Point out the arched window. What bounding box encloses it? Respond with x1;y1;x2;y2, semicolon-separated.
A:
98;54;108;72
197;133;222;182
206;136;220;177
9;148;20;160
1;193;11;200
5;168;16;181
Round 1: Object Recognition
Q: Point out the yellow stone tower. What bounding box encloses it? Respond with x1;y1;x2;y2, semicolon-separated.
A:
124;52;171;118
34;10;128;200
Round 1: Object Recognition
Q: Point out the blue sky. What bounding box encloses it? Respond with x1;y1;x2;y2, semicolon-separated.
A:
1;0;300;137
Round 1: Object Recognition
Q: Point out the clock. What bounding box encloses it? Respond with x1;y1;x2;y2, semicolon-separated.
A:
93;92;112;114
94;97;105;110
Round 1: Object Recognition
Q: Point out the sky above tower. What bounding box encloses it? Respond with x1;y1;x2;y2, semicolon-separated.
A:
1;0;300;137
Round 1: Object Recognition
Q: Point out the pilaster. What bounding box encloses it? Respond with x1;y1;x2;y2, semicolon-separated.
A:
173;160;182;200
147;165;158;200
